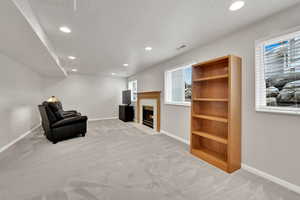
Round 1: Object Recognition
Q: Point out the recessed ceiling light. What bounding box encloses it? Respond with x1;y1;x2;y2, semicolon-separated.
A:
229;1;245;11
145;46;152;51
68;56;76;60
123;63;129;67
71;68;78;72
59;26;71;33
111;73;116;75
177;44;187;50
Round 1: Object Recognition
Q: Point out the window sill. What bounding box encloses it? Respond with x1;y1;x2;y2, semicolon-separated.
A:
256;106;300;116
165;102;191;107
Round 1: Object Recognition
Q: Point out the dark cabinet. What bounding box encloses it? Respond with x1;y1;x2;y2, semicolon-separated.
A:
119;105;134;122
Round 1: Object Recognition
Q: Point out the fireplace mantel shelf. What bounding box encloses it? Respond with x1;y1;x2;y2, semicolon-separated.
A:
137;91;161;95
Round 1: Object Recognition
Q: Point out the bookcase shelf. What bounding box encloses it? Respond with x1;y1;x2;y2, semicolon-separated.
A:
193;74;228;82
192;130;228;144
193;98;228;102
191;148;227;171
192;114;228;123
190;55;241;173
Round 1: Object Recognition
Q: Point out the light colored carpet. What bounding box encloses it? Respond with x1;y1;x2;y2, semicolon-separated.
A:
0;119;299;200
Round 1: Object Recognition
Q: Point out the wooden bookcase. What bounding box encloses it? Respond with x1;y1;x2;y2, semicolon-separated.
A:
190;55;241;173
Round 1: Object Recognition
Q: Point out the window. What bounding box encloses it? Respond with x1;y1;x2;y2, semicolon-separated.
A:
256;29;300;114
128;80;137;102
165;65;192;106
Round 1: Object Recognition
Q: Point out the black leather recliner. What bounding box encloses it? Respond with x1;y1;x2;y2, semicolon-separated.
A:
38;102;88;143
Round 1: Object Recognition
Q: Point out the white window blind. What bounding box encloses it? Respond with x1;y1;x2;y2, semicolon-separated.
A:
128;80;137;102
165;64;192;106
256;29;300;114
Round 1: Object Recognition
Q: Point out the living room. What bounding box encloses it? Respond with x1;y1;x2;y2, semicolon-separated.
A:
1;0;300;199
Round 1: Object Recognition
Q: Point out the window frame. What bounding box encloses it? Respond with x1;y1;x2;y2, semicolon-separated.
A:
164;64;193;107
128;79;138;102
255;27;300;115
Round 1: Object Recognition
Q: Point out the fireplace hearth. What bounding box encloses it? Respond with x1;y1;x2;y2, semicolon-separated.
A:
143;106;154;128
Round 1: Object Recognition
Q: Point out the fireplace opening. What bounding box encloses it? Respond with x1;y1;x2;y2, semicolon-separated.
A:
143;106;154;128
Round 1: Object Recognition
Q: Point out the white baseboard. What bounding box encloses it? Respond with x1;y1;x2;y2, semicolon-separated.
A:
160;130;190;145
242;164;300;194
88;117;118;122
160;130;300;194
0;123;41;154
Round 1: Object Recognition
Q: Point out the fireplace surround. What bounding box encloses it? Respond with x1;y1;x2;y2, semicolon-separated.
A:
137;91;161;132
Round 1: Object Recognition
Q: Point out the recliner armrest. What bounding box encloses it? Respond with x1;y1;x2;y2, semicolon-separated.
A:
62;112;81;118
51;116;88;128
64;110;78;114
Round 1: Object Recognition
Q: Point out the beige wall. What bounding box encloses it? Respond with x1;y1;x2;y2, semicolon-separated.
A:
129;5;300;186
0;53;43;149
43;74;126;120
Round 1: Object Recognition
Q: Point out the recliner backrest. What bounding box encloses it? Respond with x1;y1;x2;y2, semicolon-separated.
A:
41;102;60;124
38;105;51;134
47;102;64;120
55;101;63;110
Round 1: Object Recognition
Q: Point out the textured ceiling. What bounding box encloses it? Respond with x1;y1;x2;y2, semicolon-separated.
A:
5;0;300;77
0;0;65;77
